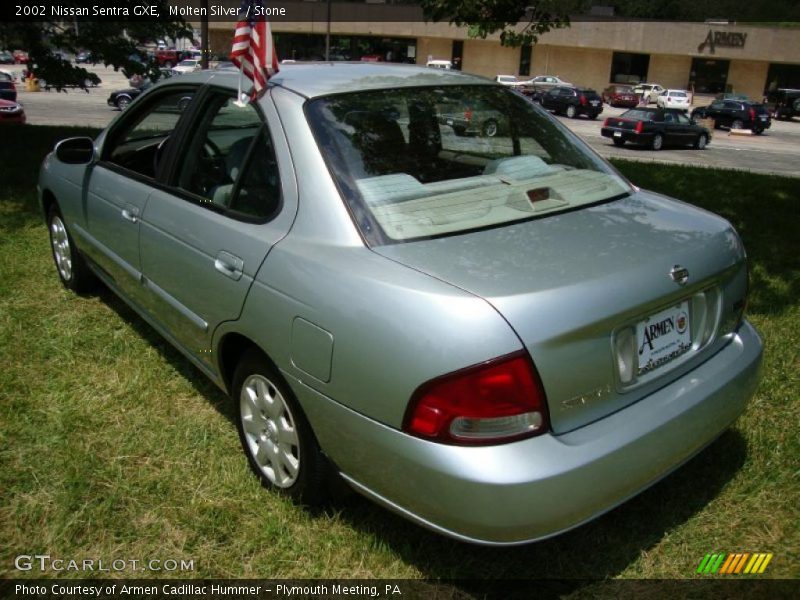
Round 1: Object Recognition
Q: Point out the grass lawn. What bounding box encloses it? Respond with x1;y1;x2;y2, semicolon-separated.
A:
0;126;797;587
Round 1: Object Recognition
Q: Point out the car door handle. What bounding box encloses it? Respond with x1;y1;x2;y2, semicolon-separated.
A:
214;251;243;281
121;205;139;223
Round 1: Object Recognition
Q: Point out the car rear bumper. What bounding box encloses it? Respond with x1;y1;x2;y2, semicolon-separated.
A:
293;320;762;545
601;128;654;144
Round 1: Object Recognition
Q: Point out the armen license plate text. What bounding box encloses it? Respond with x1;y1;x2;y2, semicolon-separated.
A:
637;301;691;375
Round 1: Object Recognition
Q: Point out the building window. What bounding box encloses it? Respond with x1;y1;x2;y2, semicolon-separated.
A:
690;58;730;94
609;52;650;85
451;40;463;71
519;44;532;77
765;63;800;93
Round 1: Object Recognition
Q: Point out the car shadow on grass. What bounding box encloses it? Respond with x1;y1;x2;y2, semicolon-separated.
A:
330;428;747;592
93;284;236;423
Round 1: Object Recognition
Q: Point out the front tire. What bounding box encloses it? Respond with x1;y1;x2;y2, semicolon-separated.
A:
116;95;131;110
566;105;577;119
233;350;327;505
48;205;95;293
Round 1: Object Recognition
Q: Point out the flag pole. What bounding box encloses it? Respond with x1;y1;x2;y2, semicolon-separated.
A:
234;64;247;106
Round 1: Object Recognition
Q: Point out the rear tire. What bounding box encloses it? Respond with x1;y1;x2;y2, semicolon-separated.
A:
482;119;498;137
731;119;744;130
651;133;664;151
566;105;577;119
694;134;707;150
233;350;327;506
48;205;96;293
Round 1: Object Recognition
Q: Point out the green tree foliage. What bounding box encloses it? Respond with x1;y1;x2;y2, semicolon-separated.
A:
612;0;800;21
418;0;590;47
0;1;192;91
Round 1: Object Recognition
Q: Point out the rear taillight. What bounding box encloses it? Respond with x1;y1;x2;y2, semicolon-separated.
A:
403;352;549;445
10;82;15;92
749;107;756;121
579;95;587;106
603;118;610;127
464;107;473;122
635;121;644;134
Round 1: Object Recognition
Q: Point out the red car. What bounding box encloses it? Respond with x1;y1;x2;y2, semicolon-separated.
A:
0;98;26;124
13;50;29;64
602;84;639;108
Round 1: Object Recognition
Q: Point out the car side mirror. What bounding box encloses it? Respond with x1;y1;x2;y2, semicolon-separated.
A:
55;137;95;164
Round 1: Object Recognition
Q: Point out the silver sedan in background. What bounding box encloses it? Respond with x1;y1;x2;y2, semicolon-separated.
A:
38;64;762;545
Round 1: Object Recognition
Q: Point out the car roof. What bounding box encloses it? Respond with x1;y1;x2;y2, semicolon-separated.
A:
176;62;493;98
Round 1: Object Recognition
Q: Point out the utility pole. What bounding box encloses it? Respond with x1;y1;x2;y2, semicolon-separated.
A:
201;0;210;69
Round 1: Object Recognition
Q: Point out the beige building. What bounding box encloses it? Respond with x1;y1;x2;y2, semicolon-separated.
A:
205;2;800;99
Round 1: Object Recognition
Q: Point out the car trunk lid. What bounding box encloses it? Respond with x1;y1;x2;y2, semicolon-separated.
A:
374;191;748;433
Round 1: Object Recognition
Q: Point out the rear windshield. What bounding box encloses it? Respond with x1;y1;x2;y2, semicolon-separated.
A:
621;109;657;120
305;85;631;245
669;91;687;97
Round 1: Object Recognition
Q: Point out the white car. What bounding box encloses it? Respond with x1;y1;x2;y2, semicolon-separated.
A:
495;75;519;86
657;89;691;110
426;60;452;70
634;83;665;104
171;59;201;75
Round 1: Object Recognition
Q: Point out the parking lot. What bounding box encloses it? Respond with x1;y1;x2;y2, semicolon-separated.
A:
7;65;800;178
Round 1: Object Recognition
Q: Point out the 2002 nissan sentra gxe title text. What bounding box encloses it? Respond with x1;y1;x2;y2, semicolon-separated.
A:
38;63;762;545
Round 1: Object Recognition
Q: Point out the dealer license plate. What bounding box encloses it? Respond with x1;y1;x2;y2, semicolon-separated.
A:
637;301;691;376
591;100;600;106
613;131;622;137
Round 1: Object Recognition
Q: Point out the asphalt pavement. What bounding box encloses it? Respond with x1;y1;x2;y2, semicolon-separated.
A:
5;65;800;178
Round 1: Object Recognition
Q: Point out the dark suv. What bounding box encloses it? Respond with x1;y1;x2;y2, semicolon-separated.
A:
541;86;603;119
766;88;800;120
691;99;771;134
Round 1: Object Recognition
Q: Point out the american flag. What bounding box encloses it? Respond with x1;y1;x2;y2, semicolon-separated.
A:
230;0;279;98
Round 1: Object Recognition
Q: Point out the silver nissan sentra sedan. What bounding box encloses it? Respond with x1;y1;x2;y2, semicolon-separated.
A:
38;63;763;545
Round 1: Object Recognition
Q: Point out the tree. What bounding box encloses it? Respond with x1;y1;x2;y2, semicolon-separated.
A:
0;1;192;90
418;0;590;47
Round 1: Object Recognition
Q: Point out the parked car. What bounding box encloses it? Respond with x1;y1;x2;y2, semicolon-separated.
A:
13;50;29;64
0;51;14;65
0;98;25;124
438;97;506;137
765;88;800;120
602;84;638;107
656;89;691;111
74;51;96;64
691;99;771;134
39;64;762;545
527;75;571;93
155;49;184;68
426;59;452;70
633;83;665;104
601;107;710;150
107;81;190;111
0;71;17;102
541;86;603;119
714;92;751;102
215;61;238;71
107;85;146;110
495;75;519;86
171;59;201;75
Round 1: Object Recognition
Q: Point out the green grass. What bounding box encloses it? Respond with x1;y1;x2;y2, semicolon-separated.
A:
1;127;798;586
